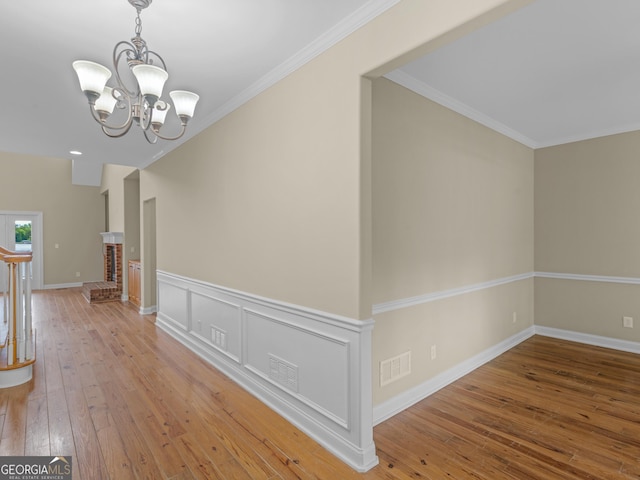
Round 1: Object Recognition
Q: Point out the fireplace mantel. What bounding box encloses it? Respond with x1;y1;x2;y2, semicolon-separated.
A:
100;232;124;245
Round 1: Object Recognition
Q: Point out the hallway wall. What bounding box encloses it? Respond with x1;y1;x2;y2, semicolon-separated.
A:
371;77;534;406
535;131;640;342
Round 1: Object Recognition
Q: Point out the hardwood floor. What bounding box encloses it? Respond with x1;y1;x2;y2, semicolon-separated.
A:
2;288;640;479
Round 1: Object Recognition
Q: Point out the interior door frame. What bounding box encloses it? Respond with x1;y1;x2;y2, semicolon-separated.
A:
0;211;44;290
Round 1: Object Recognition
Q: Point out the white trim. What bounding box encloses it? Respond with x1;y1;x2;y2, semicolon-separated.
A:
139;0;401;169
373;326;536;425
372;324;640;426
534;123;640;149
100;232;124;245
160;270;373;332
374;271;640;315
43;282;83;290
139;305;157;315
383;70;539;148
534;326;640;355
535;271;640;285
155;270;378;472
373;272;534;315
201;0;402;132
383;70;640;150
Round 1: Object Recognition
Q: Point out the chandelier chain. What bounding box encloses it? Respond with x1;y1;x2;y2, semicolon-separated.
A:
135;10;143;37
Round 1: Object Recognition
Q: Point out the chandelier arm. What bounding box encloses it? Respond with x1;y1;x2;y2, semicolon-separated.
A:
139;103;154;131
111;87;135;129
143;128;159;144
101;117;135;138
146;50;168;71
113;41;143;97
87;104;106;126
151;123;188;141
89;88;136;133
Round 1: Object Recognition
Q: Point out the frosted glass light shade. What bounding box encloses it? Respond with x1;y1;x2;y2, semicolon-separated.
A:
72;60;111;95
170;90;199;119
131;64;168;100
94;87;118;115
151;101;171;126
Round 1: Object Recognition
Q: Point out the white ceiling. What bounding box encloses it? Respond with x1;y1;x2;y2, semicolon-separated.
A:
0;0;396;184
388;0;640;149
2;0;639;185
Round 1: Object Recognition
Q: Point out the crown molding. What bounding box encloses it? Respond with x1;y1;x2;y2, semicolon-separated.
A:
201;0;401;129
534;123;640;149
383;70;539;149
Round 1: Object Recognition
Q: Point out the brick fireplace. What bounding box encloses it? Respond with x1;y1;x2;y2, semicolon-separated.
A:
81;232;124;304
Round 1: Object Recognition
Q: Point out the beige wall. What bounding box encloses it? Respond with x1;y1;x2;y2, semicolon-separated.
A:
371;78;534;404
535;132;640;277
124;172;141;260
0;152;104;285
535;131;640;339
101;164;140;295
138;0;530;319
101;164;138;233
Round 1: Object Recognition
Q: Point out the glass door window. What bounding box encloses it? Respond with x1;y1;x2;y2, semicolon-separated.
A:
14;220;32;252
0;213;43;290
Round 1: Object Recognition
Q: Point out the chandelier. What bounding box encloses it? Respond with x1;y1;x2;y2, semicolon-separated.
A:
72;0;199;144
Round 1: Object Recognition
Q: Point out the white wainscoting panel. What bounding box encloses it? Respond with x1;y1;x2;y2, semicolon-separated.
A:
155;271;378;472
244;308;350;428
157;275;190;330
191;289;242;363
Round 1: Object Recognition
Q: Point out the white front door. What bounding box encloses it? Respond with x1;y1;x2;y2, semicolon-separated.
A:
0;212;43;290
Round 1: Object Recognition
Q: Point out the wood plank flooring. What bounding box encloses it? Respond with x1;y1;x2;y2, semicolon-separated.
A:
2;288;640;479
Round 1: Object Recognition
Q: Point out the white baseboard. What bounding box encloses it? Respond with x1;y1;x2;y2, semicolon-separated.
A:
373;326;536;425
43;282;83;290
139;305;157;315
534;325;640;354
155;270;378;472
373;324;640;426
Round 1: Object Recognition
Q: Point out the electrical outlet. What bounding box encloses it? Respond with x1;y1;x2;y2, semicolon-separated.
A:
75;272;80;277
430;344;437;360
513;312;517;324
623;316;634;328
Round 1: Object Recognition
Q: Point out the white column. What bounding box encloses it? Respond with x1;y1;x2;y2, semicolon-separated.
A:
7;263;15;366
24;262;32;360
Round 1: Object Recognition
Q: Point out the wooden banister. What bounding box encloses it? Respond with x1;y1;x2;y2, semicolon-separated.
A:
0;244;35;385
0;245;32;262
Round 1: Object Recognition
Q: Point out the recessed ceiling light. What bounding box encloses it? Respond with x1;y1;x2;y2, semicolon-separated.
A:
69;150;83;155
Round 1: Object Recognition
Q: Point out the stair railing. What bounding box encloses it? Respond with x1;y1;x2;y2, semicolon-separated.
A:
0;246;34;368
